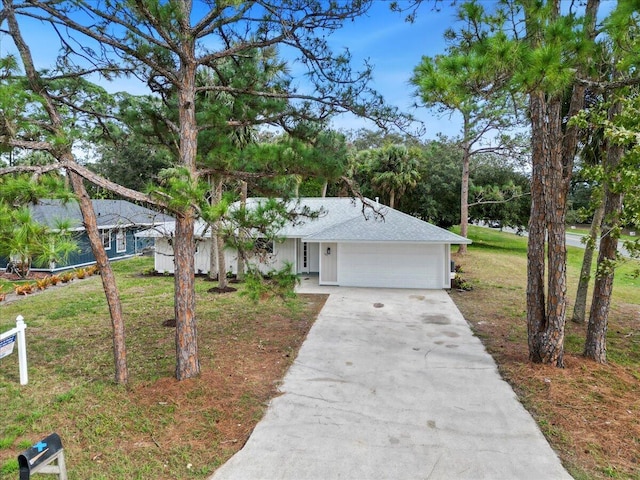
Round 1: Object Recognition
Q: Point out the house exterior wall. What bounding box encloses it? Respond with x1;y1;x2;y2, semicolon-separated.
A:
154;238;175;274
194;238;212;275
61;227;141;270
319;242;338;284
154;237;226;275
228;238;297;274
71;228;141;268
153;237;452;289
153;237;297;276
271;238;297;272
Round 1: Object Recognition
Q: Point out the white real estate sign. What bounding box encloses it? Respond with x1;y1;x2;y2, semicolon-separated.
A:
0;316;28;385
0;333;16;359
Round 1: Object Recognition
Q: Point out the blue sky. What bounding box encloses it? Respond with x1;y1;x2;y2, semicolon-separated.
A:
0;1;462;141
324;2;460;138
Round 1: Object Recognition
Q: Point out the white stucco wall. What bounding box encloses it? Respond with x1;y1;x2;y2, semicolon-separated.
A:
154;236;451;288
243;238;296;274
153;237;297;276
154;238;174;274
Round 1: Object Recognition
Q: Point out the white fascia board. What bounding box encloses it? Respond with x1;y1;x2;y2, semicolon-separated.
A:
300;239;472;245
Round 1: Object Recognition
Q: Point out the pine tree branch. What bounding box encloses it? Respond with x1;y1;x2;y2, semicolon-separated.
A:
468;191;530;207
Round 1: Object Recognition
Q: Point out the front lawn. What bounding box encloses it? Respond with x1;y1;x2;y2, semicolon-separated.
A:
0;256;326;479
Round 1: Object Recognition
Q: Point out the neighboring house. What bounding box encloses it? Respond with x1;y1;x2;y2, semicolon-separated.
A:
1;199;172;272
138;197;471;289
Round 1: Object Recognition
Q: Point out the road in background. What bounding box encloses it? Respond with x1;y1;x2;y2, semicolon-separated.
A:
480;223;633;259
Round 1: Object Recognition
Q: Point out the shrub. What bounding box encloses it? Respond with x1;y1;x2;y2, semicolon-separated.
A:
14;283;34;295
36;277;52;290
270;263;299;300
142;267;156;276
451;273;473;291
241;263;299;303
241;268;269;303
85;265;100;276
60;272;75;283
49;274;61;285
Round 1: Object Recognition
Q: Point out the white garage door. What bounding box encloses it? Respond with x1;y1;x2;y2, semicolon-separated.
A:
338;243;444;289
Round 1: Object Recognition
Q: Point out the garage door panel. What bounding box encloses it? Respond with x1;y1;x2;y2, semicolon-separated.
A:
339;243;443;289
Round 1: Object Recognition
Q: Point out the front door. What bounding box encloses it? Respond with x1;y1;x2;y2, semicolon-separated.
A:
297;241;320;273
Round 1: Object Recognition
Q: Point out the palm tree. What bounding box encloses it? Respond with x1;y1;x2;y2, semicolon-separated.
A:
371;144;421;209
0;205;78;278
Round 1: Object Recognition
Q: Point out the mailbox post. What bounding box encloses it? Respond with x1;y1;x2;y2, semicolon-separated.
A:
17;433;67;480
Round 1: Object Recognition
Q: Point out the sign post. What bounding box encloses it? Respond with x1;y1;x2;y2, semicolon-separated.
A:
0;315;28;385
18;433;67;480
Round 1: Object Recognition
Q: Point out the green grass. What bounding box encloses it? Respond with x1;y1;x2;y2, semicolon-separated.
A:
459;225;529;254
462;225;640;294
568;225;639;243
461;225;640;358
0;256;322;479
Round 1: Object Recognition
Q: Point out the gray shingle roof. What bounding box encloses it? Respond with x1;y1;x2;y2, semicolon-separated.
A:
135;197;471;245
249;197;471;244
30;199;172;231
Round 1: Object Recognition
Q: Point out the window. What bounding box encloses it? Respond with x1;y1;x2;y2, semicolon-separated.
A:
303;242;308;269
101;229;111;250
116;229;126;253
255;238;274;254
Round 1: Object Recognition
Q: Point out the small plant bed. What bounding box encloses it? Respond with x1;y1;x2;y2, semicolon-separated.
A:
0;256;327;479
0;271;51;282
450;264;473;291
0;266;100;304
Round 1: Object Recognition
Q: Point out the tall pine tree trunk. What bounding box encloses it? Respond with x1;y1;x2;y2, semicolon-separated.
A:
174;210;199;379
458;117;471;255
529;94;567;366
527;90;550;361
215;178;228;290
67;168;129;384
174;67;200;380
236;180;247;281
216;232;227;288
572;200;604;324
584;99;624;363
545;96;568;366
525;0;598;367
7;7;130;384
209;225;219;280
321;180;328;197
208;175;219;281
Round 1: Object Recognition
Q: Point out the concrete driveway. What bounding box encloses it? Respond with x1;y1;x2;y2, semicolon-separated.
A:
210;284;571;480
